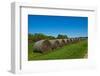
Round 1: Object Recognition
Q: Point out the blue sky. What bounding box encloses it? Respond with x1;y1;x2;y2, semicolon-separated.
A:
28;15;88;38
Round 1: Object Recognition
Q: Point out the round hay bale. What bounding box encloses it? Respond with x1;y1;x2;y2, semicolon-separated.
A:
70;38;74;42
62;39;66;45
66;39;71;43
67;38;73;43
72;38;75;42
33;40;52;53
74;38;78;42
57;39;65;47
49;40;60;49
78;38;81;41
63;39;69;44
75;38;80;41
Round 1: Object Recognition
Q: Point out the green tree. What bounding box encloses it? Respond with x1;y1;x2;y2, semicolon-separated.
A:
57;34;68;39
28;33;56;42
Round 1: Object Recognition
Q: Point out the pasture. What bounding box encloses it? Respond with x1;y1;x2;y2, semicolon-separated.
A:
28;39;88;60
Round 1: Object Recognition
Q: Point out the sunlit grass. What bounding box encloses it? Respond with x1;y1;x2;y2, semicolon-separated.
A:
28;40;88;60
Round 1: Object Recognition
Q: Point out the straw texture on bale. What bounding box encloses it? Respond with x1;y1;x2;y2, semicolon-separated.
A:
33;38;81;53
70;38;74;42
33;40;52;53
49;40;60;49
71;38;75;42
74;38;79;42
62;39;66;45
63;39;69;44
66;39;70;43
57;39;65;47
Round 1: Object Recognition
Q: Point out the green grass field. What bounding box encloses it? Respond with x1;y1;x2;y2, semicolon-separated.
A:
28;40;88;61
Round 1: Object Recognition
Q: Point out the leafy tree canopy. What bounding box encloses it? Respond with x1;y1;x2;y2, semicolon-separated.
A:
57;34;68;39
28;33;68;43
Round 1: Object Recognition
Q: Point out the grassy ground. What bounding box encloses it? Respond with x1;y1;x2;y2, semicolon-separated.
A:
28;40;88;61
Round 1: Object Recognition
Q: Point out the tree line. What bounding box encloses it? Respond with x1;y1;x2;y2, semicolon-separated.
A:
28;33;68;42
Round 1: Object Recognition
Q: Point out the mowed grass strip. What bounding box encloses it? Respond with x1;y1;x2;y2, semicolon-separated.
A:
28;40;88;60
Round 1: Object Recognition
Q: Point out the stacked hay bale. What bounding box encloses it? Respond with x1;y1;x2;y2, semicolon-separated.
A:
49;40;60;50
70;38;74;42
74;38;80;42
62;39;66;45
67;39;71;43
72;38;76;42
67;39;70;43
67;38;71;43
73;38;77;42
78;38;80;41
33;38;81;53
75;38;79;42
57;39;65;47
63;39;68;44
33;40;52;53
